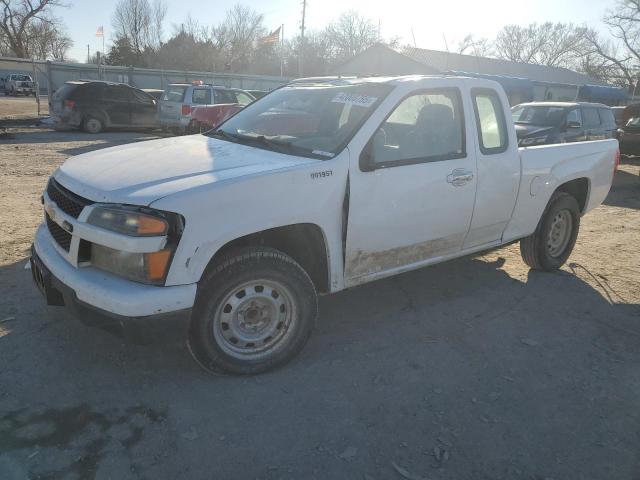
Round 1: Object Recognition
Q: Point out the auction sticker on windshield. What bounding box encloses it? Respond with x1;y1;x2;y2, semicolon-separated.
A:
331;92;378;108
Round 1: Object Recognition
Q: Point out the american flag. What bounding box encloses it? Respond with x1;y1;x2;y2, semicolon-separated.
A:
96;26;104;37
259;27;281;45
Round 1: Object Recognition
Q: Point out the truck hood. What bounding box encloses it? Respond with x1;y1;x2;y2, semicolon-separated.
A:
54;135;317;205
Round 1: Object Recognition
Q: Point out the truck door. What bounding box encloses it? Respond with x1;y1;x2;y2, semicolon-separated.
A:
344;87;477;284
463;88;520;249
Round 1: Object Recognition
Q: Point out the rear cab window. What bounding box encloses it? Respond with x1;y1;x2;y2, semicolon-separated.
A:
472;89;508;153
162;85;187;102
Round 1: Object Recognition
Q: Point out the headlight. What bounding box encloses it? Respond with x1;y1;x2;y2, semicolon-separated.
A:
86;205;184;285
87;206;168;236
91;244;173;284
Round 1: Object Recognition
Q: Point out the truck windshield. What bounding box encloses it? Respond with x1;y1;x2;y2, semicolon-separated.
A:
511;105;568;127
208;82;393;159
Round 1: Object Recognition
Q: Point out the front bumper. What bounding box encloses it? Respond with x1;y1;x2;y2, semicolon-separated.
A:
33;225;196;321
30;246;191;341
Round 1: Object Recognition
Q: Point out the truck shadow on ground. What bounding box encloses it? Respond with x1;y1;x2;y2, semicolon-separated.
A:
1;248;639;479
604;166;640;210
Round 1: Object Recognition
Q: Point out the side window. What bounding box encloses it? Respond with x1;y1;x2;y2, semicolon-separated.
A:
130;89;154;105
582;108;601;128
598;108;616;129
191;89;211;105
566;108;582;126
103;86;129;102
370;88;465;166
472;89;508;153
215;90;238;104
234;91;254;106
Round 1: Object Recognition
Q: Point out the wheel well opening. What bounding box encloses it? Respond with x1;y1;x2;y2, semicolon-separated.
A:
557;178;589;213
210;223;330;294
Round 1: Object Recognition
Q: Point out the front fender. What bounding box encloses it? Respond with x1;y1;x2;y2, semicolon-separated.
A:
151;154;349;291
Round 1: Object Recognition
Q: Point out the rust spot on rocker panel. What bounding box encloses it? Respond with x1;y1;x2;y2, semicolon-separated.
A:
346;233;465;282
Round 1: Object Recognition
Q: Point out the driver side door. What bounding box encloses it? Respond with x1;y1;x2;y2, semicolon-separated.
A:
344;87;477;285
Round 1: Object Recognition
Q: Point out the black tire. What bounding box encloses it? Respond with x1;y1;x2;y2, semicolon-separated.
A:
188;247;318;375
82;115;103;134
520;192;581;271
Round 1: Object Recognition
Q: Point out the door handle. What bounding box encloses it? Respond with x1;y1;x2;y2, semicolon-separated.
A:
447;169;474;187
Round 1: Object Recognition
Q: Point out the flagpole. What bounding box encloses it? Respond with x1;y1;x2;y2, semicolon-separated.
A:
280;24;284;77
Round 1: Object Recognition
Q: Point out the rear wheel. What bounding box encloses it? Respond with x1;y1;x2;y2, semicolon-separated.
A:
82;115;103;134
520;192;581;271
188;247;318;375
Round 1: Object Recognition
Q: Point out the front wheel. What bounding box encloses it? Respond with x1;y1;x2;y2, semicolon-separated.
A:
520;192;581;271
188;248;318;375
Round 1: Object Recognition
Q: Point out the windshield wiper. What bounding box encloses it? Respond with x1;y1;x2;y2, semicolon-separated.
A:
209;129;241;142
210;131;331;159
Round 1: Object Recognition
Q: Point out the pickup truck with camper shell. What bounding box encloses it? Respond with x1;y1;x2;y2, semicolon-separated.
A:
31;75;619;375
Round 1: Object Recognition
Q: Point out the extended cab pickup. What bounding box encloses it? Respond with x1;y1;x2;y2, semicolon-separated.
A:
31;76;619;374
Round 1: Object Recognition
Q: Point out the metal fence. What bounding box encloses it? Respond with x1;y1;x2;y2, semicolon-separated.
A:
0;56;290;96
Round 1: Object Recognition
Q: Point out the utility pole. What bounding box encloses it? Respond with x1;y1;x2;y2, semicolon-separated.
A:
298;0;306;77
87;44;90;63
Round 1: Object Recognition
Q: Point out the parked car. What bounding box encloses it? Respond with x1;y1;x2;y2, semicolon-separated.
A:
142;88;164;100
5;73;36;96
49;80;159;133
158;82;255;133
511;102;617;146
617;115;640;155
612;106;626;127
246;89;268;99
190;103;244;132
32;76;618;374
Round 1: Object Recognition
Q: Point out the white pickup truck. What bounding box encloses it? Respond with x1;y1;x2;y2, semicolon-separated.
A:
31;76;618;374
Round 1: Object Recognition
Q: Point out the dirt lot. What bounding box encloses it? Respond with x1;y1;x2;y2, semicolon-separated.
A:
0;128;639;480
0;95;48;120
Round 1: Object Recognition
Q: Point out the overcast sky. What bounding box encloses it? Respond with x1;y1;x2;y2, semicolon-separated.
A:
65;0;610;63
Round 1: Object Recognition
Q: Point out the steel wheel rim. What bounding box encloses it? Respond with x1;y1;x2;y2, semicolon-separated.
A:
86;118;100;133
212;279;297;359
546;209;572;258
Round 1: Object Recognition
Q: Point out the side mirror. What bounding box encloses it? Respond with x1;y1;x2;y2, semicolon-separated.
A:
359;140;375;172
567;121;582;129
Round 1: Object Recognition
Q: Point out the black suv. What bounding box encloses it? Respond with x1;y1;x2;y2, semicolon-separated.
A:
50;80;159;133
511;102;617;146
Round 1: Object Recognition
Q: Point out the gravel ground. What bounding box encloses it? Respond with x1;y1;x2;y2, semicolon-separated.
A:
0;128;639;480
0;95;48;119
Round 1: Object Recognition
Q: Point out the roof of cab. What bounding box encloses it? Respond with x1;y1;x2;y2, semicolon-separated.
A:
514;101;610;109
288;74;503;88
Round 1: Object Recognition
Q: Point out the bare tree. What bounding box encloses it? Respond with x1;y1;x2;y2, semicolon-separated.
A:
325;10;379;61
582;28;635;88
494;22;587;67
26;17;72;60
456;34;493;57
212;4;265;72
112;0;166;56
0;0;66;57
